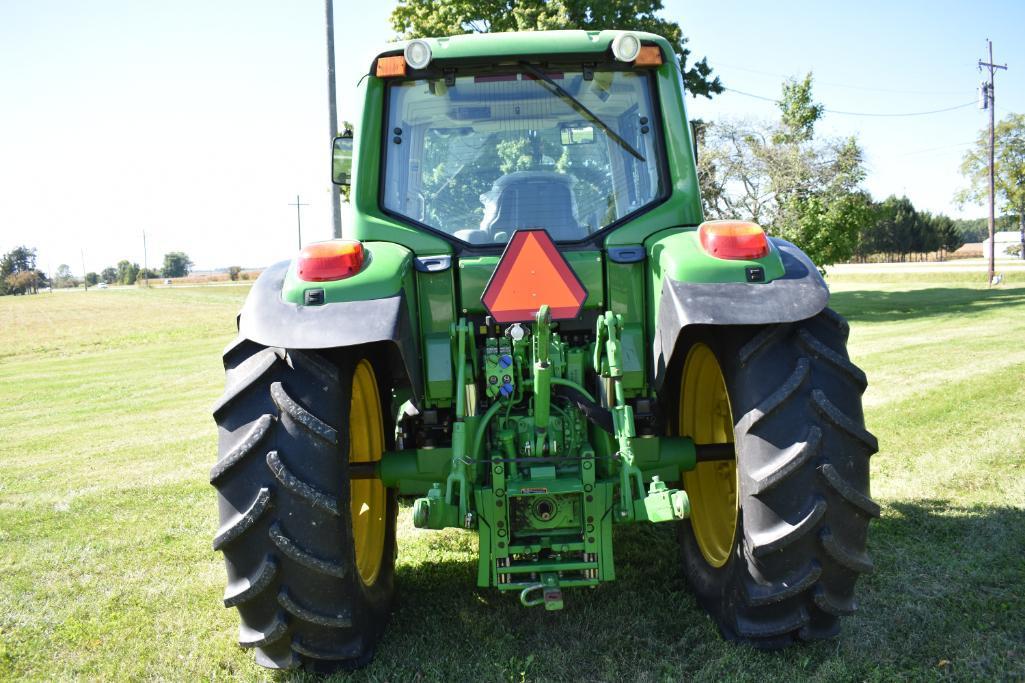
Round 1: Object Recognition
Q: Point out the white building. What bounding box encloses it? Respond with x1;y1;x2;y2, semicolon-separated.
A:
983;230;1024;259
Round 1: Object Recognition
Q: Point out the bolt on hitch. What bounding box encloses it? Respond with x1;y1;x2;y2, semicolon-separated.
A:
519;573;564;611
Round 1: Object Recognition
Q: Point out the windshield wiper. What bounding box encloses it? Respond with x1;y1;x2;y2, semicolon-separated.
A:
518;62;646;163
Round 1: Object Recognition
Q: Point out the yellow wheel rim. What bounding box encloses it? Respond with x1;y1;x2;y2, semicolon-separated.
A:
679;343;738;568
349;360;386;586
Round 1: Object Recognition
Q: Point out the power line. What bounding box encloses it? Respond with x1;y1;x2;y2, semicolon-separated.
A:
883;141;976;158
826;102;975;117
978;39;1009;284
289;195;310;250
722;86;976;117
713;61;966;96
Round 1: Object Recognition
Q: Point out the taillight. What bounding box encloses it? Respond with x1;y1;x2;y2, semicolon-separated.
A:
297;240;365;281
698;221;770;260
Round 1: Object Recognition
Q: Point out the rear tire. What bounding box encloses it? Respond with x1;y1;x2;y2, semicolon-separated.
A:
674;309;878;646
211;340;397;670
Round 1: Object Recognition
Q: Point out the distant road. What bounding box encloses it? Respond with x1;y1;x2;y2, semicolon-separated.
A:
829;259;1025;274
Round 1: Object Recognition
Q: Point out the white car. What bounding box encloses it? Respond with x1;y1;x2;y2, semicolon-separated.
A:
97;282;108;289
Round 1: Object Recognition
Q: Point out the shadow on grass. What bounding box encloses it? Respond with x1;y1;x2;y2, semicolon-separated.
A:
854;499;1025;679
830;287;1025;324
311;500;1025;681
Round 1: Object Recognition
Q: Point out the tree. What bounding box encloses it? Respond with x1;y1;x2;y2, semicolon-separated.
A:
698;74;870;268
773;74;823;144
116;260;139;285
162;252;193;278
872;195;918;261
390;0;723;99
0;246;42;295
935;214;963;258
957;113;1025;260
228;266;242;281
54;264;75;288
4;270;41;295
100;267;117;284
85;272;100;287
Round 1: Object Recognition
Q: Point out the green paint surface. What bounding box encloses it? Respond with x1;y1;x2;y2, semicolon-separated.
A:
281;241;414;304
457;251;605;315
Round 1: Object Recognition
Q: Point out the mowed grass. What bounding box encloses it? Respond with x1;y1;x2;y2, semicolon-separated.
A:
1;277;1023;681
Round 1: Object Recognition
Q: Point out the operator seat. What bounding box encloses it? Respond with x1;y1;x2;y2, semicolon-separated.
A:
479;171;585;241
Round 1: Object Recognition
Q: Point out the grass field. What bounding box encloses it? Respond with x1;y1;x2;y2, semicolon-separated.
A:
1;276;1023;681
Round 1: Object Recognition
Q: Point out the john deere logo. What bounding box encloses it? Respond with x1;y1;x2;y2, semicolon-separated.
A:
481;229;588;323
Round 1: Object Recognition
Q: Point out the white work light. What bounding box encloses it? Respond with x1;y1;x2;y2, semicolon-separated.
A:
611;33;642;62
404;40;432;70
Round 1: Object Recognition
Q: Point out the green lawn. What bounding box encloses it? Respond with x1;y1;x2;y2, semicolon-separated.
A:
1;279;1023;681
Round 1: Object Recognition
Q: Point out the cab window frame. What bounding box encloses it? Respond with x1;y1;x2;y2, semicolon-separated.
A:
376;58;671;253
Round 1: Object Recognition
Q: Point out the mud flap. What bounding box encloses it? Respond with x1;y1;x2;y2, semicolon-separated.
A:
236;260;423;402
652;239;829;390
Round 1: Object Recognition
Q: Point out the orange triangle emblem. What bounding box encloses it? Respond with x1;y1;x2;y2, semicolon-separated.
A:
481;229;588;323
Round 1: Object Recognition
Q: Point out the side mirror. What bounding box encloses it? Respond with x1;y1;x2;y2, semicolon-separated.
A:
332;132;354;185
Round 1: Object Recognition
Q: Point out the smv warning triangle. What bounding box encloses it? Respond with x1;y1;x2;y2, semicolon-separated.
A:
481;229;588;323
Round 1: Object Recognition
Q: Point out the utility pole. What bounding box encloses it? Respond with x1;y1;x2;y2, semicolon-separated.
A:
289;195;310;250
325;0;342;238
142;230;149;287
979;39;1007;285
80;248;88;291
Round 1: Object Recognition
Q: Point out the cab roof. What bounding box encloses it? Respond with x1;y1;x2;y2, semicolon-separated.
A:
376;29;674;63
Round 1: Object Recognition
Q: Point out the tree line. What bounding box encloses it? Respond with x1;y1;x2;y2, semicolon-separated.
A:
0;248;194;295
77;252;194;287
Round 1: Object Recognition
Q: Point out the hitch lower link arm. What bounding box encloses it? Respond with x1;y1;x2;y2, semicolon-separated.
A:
595;311;644;520
445;319;473;521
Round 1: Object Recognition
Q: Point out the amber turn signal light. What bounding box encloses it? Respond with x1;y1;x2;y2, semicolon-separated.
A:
698;221;770;260
297;240;365;282
634;45;663;67
375;55;407;78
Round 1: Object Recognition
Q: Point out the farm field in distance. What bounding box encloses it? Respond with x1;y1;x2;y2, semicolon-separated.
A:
1;271;1023;681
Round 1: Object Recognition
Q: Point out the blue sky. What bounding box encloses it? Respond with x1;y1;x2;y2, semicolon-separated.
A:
1;1;1022;273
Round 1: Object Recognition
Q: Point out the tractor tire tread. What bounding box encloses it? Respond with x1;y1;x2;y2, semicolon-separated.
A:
811;390;879;453
743;562;821;606
266;450;340;516
268;521;349;579
734;606;808;639
222;336;264;370
212;487;271;551
223;556;278;607
820;528;874;573
677;307;875;649
212;343;396;672
278;587;353;628
818;307;851;341
738;358;809;432
820;463;881;518
210;414;274;483
747;499;827;558
739;324;790;366
749;427;821;496
270;381;339;445
238;613;289;649
291;635;364;661
812;585;858;616
213;348;284;417
797;329;867;392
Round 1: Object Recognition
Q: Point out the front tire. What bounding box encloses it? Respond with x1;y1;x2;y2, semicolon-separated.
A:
211;341;397;670
675;309;878;646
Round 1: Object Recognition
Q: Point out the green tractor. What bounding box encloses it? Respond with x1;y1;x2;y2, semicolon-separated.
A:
211;30;877;671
